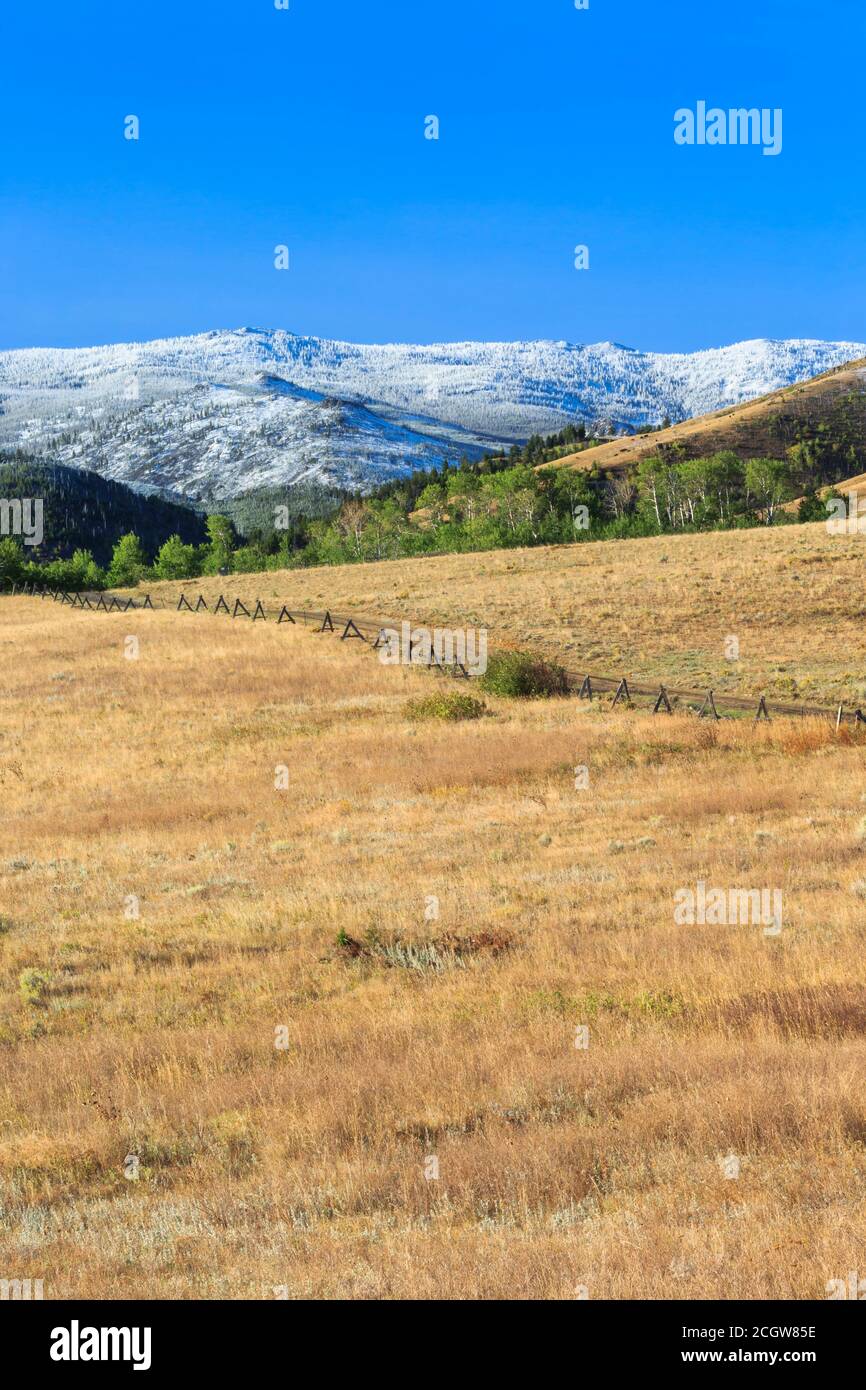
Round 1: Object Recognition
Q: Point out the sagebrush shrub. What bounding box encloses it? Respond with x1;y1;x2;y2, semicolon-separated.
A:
478;650;569;699
19;968;50;1006
404;691;488;721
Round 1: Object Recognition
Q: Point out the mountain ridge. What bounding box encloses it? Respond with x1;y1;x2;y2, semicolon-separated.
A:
1;327;863;502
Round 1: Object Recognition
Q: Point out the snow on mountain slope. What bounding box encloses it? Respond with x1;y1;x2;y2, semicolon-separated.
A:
4;374;501;502
0;328;862;501
0;365;504;502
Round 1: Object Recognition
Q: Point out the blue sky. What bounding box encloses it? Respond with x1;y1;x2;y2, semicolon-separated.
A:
2;0;864;352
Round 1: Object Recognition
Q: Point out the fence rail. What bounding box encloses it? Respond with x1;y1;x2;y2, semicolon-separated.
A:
4;579;865;727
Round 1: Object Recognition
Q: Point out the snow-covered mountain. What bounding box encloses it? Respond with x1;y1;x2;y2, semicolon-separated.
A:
1;327;862;502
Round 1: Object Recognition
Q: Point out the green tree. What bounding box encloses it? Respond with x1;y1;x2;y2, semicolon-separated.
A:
362;498;407;560
108;532;147;588
232;542;270;573
744;457;794;525
483;466;541;537
704;451;745;523
415;483;447;522
551;468;597;535
446;471;483;523
677;455;743;527
636;456;682;529
800;485;844;524
0;537;24;586
154;534;200;580
334;500;370;560
204;514;235;573
69;549;106;589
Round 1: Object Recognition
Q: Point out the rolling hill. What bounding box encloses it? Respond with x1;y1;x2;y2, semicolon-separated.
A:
132;512;866;708
543;355;866;479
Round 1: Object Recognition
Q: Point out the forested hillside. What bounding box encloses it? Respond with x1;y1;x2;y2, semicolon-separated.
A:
0;455;207;563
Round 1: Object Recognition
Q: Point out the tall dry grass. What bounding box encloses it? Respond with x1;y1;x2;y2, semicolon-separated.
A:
0;596;865;1299
138;517;866;709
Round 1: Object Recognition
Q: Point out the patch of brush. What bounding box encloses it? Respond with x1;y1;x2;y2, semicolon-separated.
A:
334;927;514;974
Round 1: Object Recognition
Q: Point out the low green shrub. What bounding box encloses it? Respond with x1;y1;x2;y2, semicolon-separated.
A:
404;691;488;721
19;968;51;1006
478;650;569;699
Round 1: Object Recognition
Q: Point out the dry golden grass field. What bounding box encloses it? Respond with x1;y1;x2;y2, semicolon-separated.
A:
149;517;866;708
2;517;866;1301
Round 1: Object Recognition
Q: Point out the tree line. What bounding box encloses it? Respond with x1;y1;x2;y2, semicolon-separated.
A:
0;432;844;590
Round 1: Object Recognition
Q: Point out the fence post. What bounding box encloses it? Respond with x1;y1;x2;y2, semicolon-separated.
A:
754;696;771;724
698;690;720;720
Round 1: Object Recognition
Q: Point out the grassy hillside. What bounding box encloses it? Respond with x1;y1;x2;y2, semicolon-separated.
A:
138;516;866;708
545;356;866;477
2;594;866;1298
